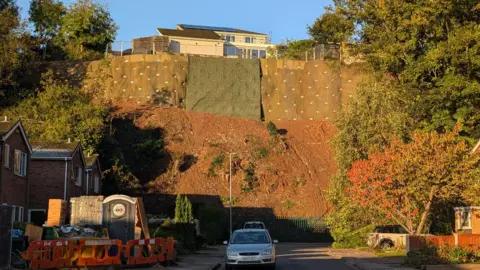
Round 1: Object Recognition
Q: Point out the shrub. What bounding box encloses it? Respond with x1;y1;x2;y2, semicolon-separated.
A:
254;147;270;159
447;246;475;264
405;246;442;267
266;121;278;136
331;224;375;249
241;163;258;193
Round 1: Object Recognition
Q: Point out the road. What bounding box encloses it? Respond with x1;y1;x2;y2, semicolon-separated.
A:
219;243;355;270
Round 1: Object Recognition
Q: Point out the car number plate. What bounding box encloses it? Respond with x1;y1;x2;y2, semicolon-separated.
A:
244;256;257;261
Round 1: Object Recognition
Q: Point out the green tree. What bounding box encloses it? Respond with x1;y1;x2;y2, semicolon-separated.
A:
0;1;37;106
271;39;315;60
54;0;118;60
29;0;66;42
3;71;107;152
327;76;413;231
174;194;194;224
326;0;480;139
324;0;480;233
308;9;354;43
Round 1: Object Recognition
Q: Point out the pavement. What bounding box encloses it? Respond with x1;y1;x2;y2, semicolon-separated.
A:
328;248;416;270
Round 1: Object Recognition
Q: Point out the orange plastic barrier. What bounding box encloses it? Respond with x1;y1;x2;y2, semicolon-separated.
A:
125;237;176;265
27;240;75;269
76;239;123;266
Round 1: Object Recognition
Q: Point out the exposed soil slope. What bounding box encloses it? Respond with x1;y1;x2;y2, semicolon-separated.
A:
112;102;337;217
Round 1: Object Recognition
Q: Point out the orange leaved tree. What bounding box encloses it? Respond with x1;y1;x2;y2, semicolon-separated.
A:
347;127;480;235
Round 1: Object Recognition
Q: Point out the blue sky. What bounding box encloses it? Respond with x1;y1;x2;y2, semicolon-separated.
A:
16;0;331;44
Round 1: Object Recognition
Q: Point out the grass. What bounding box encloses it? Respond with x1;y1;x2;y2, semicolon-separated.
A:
375;250;407;258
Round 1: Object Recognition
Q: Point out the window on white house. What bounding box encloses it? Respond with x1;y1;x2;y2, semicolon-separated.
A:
4;144;10;168
94;175;100;193
14;150;27;177
76;166;82;186
226;35;236;42
460;209;472;229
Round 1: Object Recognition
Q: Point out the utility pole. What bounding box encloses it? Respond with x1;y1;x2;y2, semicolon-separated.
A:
229;153;236;238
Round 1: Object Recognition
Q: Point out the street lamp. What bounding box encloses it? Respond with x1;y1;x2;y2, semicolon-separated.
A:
229;153;236;238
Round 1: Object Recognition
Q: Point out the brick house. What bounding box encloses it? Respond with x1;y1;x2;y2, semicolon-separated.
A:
28;140;87;225
85;153;102;195
0;120;32;222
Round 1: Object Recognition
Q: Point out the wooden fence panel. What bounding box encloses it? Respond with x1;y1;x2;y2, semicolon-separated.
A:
458;235;480;250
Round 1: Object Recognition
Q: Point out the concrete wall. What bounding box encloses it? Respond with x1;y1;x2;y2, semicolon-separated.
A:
169;37;224;57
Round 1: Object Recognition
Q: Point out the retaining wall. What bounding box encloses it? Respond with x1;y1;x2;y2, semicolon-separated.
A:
34;56;362;121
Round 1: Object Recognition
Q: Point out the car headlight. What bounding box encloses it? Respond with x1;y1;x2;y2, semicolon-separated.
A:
227;250;239;256
261;249;272;255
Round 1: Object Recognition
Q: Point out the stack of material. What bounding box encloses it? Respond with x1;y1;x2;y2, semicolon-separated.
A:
70;196;104;226
46;199;67;227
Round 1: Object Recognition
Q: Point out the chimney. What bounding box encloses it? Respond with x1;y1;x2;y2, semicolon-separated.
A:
3;116;7;122
67;138;71;143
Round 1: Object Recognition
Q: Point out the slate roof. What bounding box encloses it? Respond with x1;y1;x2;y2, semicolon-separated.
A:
157;28;222;40
31;139;79;159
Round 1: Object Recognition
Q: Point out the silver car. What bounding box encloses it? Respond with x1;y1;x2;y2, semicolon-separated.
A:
224;229;278;270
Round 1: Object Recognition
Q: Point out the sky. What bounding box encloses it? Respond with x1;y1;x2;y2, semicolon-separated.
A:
16;0;332;44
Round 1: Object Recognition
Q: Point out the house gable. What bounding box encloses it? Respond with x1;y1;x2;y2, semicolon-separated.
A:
0;121;33;154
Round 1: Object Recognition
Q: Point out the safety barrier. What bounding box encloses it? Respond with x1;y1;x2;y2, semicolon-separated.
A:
24;237;175;268
27;240;75;269
76;239;123;266
124;237;175;265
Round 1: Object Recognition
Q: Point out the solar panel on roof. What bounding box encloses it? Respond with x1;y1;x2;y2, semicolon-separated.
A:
181;24;238;32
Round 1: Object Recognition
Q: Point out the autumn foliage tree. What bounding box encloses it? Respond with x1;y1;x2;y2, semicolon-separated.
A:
347;127;480;235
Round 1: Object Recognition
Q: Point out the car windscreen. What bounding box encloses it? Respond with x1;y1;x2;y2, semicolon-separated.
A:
245;223;264;229
231;231;270;244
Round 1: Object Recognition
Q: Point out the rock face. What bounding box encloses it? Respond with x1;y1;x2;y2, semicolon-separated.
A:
112;102;337;218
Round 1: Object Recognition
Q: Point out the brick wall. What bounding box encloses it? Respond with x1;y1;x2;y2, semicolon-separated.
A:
29;149;87;212
0;126;30;220
29;160;65;210
86;161;101;195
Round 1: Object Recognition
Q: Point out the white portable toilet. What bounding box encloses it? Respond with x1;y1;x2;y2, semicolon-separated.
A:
103;195;137;243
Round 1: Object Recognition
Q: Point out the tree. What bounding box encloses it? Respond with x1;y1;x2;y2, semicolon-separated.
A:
29;0;66;42
3;71;107;153
174;194;194;224
347;126;480;235
0;1;37;106
324;0;480;139
54;0;118;60
270;39;315;60
308;9;354;43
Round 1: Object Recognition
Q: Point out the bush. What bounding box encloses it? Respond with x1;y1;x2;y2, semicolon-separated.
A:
331;224;375;248
266;121;278;136
405;245;478;267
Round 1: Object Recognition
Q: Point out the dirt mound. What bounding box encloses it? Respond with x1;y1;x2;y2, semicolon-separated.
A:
111;101;336;217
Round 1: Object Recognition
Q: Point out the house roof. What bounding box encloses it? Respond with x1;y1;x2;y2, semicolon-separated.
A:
0;120;33;154
157;28;222;40
177;24;266;35
31;139;80;159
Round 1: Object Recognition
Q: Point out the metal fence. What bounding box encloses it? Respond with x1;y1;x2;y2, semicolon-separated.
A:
105;40;341;61
229;216;332;243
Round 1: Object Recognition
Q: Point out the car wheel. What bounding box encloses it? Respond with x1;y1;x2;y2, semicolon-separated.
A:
380;240;394;250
